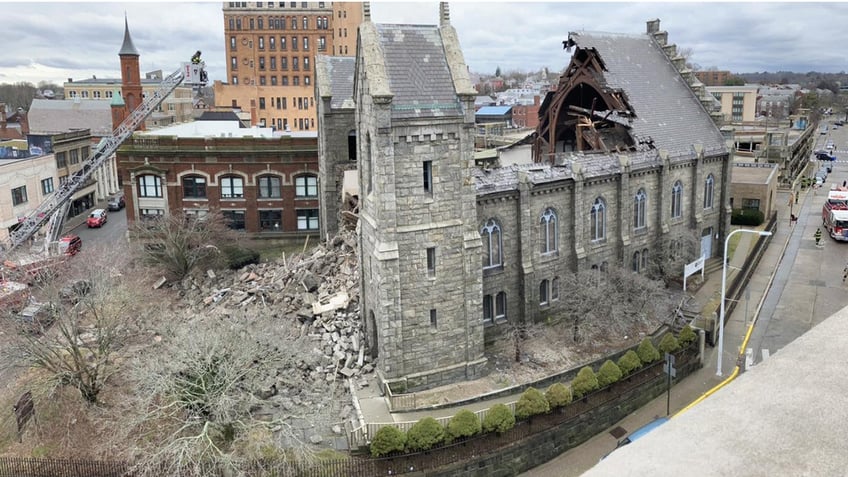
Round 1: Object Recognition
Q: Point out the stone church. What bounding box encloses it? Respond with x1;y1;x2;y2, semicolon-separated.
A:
316;4;730;392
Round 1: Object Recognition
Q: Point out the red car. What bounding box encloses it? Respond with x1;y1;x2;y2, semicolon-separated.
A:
86;209;108;228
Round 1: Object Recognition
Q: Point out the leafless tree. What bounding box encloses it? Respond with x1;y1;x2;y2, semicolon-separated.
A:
1;248;156;404
645;232;701;287
114;313;337;476
553;264;678;343
130;210;236;281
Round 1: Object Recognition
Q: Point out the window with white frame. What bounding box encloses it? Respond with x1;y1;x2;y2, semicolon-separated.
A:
704;174;715;209
591;197;606;241
634;188;647;229
481;219;502;269
671;181;683;218
138;174;162;198
540;207;557;254
41;178;54;195
539;279;549;306
297;209;319;230
295;175;317;197
258;175;282;198
220;176;244;198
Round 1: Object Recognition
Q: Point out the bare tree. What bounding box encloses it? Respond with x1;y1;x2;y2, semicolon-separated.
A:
553;264;678;343
1;248;156;404
115;313;338;476
645;232;701;287
130;210;236;281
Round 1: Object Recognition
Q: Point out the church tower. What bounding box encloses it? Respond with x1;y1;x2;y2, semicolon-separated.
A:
355;3;487;392
118;16;144;130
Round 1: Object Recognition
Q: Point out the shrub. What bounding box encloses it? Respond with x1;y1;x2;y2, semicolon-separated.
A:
678;325;697;347
571;366;599;399
731;208;765;226
515;387;550;419
597;360;623;388
617;350;643;376
637;338;660;364
222;245;260;270
545;382;572;408
405;417;446;452
482;404;515;434
446;409;481;441
370;426;406;457
658;333;680;354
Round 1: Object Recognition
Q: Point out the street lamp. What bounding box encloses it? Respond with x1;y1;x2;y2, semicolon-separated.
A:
717;228;773;376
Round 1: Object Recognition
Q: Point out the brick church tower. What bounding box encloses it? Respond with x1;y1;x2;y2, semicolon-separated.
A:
117;16;143;130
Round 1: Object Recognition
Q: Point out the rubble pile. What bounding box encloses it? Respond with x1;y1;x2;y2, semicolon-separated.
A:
177;231;372;388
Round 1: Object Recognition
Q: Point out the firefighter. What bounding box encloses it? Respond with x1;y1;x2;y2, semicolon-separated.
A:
815;227;822;247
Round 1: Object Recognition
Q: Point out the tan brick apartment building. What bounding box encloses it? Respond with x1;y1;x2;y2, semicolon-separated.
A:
214;1;363;131
695;70;731;86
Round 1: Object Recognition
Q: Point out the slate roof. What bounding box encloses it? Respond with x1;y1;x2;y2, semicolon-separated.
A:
325;57;356;109
28;99;113;136
476;106;512;116
196;111;244;124
571;31;727;155
119;18;139;56
374;24;462;119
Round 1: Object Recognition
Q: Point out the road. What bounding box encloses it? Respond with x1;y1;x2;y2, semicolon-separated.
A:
748;116;848;363
69;206;129;251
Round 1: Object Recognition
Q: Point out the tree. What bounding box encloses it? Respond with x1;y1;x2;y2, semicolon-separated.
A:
495;66;502;77
571;366;599;398
0;81;38;110
371;426;406;457
554;264;678;343
545;383;572;408
406;417;445;451
446;409;481;441
114;313;337;476
645;231;701;287
1;248;155;404
130;210;237;280
482;404;515;434
723;76;746;86
514;387;549;419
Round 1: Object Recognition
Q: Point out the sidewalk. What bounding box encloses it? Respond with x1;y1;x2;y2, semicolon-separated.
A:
354;187;801;446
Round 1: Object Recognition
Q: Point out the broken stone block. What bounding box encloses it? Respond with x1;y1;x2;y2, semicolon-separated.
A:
206;269;216;279
153;277;167;289
332;425;343;435
339;367;355;378
301;271;321;292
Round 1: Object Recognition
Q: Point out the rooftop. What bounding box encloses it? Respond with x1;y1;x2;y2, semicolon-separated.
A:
138;120;315;139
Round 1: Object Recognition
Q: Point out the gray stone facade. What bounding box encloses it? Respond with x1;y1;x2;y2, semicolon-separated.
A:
316;9;732;391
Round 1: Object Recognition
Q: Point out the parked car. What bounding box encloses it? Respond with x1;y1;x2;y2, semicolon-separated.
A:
58;234;82;256
601;417;669;461
107;194;125;211
87;209;108;228
816;151;837;162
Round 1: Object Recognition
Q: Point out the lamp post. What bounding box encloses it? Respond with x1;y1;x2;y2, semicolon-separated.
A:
717;228;773;376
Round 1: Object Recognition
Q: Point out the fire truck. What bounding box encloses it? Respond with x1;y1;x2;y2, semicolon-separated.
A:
823;188;848;241
1;56;207;296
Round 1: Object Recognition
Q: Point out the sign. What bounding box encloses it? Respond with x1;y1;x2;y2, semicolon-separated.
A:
682;255;706;291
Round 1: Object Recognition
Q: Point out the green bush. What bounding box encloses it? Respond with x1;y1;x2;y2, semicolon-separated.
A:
617;350;643;376
222;245;261;270
658;333;680;354
515;387;550;419
571;366;599;399
446;409;481;441
545;382;572;408
637;338;660;364
482;404;515;434
370;426;406;457
678;325;697;347
597;360;623;388
730;208;765;226
405;417;446;452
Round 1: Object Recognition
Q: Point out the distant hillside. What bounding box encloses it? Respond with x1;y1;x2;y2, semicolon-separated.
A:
736;71;848;90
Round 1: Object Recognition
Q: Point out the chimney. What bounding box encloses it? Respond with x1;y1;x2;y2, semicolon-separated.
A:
68;78;73;83
534;95;540;106
646;19;660;34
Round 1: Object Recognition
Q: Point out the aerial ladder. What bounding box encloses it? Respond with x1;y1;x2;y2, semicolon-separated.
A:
5;59;207;256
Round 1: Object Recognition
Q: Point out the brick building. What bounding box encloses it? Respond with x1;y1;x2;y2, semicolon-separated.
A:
694;70;732;86
318;8;731;392
214;1;363;131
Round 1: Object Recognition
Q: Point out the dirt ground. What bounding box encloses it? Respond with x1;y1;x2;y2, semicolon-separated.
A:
411;321;660;407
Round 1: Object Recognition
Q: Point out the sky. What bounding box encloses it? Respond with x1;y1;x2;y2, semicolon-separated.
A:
2;1;848;88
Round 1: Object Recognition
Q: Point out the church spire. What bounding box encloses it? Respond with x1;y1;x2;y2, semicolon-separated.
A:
119;14;139;56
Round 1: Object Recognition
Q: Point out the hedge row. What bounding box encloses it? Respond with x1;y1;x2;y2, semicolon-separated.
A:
370;327;698;457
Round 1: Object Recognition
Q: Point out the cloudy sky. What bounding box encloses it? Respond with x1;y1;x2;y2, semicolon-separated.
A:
3;1;848;87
